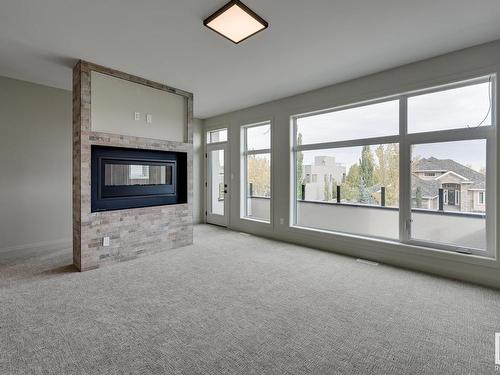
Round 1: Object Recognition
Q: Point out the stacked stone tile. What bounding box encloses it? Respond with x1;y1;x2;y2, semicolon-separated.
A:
73;61;193;271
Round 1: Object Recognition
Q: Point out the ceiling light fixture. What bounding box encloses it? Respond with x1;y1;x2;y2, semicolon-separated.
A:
203;0;268;44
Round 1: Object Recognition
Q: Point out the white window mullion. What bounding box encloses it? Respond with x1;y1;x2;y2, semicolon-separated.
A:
295;135;400;152
399;96;411;243
291;117;298;226
405;126;493;145
246;148;271;155
485;137;497;258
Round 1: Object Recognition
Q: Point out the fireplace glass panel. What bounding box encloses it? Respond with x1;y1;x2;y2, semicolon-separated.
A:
104;163;173;186
91;146;187;212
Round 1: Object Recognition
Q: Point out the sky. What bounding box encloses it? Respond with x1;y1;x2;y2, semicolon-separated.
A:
246;123;271;150
412;140;486;172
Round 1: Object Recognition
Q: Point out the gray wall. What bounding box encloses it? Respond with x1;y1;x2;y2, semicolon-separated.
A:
204;40;500;289
0;76;203;252
0;76;72;252
192;118;204;223
91;71;186;142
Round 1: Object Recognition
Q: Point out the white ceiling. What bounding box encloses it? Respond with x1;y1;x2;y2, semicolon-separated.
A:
1;0;500;119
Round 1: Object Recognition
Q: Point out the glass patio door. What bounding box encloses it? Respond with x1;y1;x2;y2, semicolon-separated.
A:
206;143;229;226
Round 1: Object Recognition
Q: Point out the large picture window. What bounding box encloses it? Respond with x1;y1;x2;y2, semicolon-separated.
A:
292;75;496;256
242;121;271;222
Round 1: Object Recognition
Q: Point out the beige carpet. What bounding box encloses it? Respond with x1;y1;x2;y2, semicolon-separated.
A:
1;224;499;374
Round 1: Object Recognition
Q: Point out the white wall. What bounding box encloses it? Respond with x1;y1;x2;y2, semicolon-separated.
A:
0;75;203;251
204;40;500;289
91;71;186;142
0;76;72;252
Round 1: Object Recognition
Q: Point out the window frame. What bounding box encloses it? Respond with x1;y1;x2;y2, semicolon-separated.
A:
241;120;272;223
206;128;228;144
291;74;496;258
479;191;486;205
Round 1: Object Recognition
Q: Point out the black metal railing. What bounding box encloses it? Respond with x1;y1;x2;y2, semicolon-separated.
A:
295;184;484;218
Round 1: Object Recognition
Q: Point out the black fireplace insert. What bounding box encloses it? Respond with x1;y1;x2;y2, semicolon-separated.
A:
91;146;187;212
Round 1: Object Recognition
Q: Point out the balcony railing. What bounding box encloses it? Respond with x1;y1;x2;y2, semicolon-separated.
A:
245;196;486;250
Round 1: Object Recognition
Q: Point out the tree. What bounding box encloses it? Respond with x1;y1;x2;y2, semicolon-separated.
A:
374;145;386;184
358;146;374;202
385;144;400;206
247;155;271;197
359;145;374;186
296;132;304;199
343;164;360;202
358;178;371;204
374;144;399;207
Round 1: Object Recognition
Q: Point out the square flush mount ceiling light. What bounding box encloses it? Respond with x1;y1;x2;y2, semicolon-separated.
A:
204;0;268;44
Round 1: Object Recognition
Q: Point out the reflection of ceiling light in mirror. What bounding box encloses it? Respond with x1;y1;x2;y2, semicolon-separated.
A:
204;0;268;44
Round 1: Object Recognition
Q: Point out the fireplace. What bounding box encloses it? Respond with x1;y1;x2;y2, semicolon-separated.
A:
91;146;187;212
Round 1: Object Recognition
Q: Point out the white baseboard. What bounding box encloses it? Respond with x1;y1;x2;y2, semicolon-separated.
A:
0;238;72;254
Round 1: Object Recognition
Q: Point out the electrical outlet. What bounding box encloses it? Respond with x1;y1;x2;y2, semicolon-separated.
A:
134;112;140;121
102;236;110;247
280;218;284;225
146;114;152;124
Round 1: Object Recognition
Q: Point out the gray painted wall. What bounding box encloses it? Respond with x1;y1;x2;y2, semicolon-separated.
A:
204;40;500;289
90;71;186;142
0;76;72;251
0;76;203;252
192;118;204;223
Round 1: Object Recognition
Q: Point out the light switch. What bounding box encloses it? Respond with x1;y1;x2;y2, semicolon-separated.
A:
134;112;140;121
102;236;110;247
146;114;152;124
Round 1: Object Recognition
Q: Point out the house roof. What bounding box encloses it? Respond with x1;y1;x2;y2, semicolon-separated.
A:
411;175;441;198
412;157;485;196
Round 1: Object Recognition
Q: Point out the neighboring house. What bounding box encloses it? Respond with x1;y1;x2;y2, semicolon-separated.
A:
304;156;346;201
412;157;485;213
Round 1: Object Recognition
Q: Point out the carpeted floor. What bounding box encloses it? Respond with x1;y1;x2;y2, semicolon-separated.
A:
1;224;499;374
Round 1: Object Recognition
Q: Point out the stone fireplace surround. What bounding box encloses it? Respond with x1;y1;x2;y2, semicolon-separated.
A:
73;61;193;271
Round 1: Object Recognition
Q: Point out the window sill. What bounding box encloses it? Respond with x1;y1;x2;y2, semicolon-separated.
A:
289;224;497;269
241;216;271;225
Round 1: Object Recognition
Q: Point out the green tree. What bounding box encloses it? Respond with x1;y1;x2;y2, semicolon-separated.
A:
358;178;371;204
375;145;386;184
358;145;374;202
296;132;304;199
343;164;360;202
247;155;271;197
360;145;374;186
386;144;400;206
374;144;399;207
